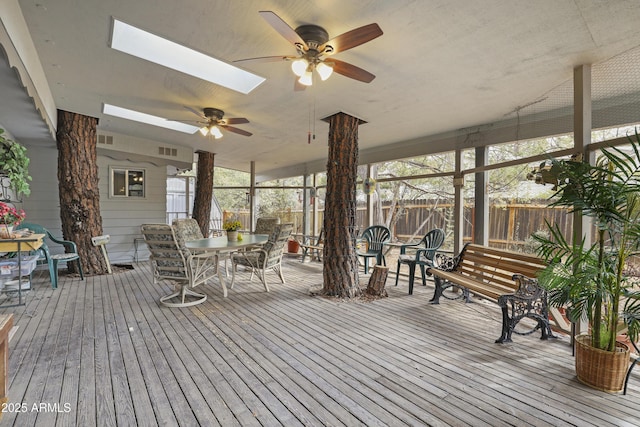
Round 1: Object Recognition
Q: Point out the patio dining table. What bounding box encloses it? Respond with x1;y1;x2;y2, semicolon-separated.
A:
185;234;269;296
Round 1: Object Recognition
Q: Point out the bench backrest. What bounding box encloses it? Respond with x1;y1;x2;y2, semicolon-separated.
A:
455;244;546;293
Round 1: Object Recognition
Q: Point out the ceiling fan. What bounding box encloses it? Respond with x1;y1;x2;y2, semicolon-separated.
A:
235;11;383;88
184;107;252;138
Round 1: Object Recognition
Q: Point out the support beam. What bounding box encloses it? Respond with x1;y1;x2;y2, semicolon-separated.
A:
250;160;256;231
453;149;464;254
302;173;311;236
321;112;363;298
573;64;592;336
56;110;107;275
193;151;214;237
366;163;373;228
473;146;489;245
312;174;318;236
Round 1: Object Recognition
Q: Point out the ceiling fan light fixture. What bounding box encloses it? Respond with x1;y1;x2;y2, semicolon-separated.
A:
299;69;313;86
199;126;209;136
291;58;308;77
316;61;334;81
210;125;223;139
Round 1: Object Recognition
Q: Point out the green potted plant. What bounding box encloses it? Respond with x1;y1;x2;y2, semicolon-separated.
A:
0;128;31;198
533;133;640;392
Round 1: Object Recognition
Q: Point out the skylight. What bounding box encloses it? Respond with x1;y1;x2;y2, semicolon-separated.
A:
103;104;200;134
109;19;265;94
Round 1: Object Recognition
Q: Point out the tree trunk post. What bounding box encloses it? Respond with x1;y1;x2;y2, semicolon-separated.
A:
56;110;107;275
193;151;214;236
321;112;365;298
366;265;389;297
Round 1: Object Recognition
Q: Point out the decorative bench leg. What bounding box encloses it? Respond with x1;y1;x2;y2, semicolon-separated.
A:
496;294;557;344
429;276;443;303
538;305;556;340
496;305;513;343
624;340;640;395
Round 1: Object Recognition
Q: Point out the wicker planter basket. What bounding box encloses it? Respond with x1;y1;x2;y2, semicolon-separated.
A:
575;333;630;393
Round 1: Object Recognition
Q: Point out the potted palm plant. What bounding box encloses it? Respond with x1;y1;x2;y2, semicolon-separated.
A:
533;133;640;392
0;128;31;199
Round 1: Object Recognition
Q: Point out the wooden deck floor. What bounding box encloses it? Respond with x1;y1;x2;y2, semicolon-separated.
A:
1;257;639;426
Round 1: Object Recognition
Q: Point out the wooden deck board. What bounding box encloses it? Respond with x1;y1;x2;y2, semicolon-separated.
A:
57;273;87;427
220;286;464;426
115;268;179;427
244;282;518;426
0;259;639;426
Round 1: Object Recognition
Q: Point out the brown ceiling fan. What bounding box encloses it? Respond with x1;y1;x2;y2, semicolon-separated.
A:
235;11;383;89
184;107;252;138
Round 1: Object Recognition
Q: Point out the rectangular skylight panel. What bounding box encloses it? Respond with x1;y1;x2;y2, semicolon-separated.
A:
103;104;200;134
110;19;265;94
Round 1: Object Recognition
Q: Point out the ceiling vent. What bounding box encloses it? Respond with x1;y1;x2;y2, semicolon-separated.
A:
97;134;114;145
159;147;178;157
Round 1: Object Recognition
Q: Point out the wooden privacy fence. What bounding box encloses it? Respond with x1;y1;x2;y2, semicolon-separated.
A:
229;199;573;254
387;200;573;253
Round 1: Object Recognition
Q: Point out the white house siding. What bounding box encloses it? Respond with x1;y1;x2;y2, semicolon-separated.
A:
20;140;63;233
19;141;169;264
97;157;166;264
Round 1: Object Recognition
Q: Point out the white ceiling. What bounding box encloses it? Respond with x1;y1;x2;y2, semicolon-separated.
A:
6;0;640;177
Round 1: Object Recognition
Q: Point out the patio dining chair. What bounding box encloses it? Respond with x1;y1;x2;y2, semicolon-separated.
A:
394;228;445;294
254;217;280;235
172;218;204;244
15;222;84;289
230;223;293;292
356;225;390;273
141;223;219;307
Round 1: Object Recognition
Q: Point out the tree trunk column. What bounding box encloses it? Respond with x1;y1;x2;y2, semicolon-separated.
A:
322;112;364;298
193;151;214;236
56;110;107;275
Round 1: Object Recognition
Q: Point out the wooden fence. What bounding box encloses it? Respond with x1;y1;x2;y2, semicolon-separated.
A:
228;199;573;254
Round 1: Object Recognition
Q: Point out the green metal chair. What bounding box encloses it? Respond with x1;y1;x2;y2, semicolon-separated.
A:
15;222;84;288
394;228;445;294
356;225;391;273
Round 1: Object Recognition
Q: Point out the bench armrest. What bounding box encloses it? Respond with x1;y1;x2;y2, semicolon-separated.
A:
430;252;460;272
510;273;545;300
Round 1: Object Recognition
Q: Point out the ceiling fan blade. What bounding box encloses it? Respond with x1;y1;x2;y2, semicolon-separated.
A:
233;55;295;63
184;106;205;119
321;23;383;54
331;59;376;83
224;118;249;125
259;11;308;49
221;125;252;137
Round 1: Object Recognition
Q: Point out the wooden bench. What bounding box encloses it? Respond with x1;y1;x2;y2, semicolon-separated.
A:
427;243;555;344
